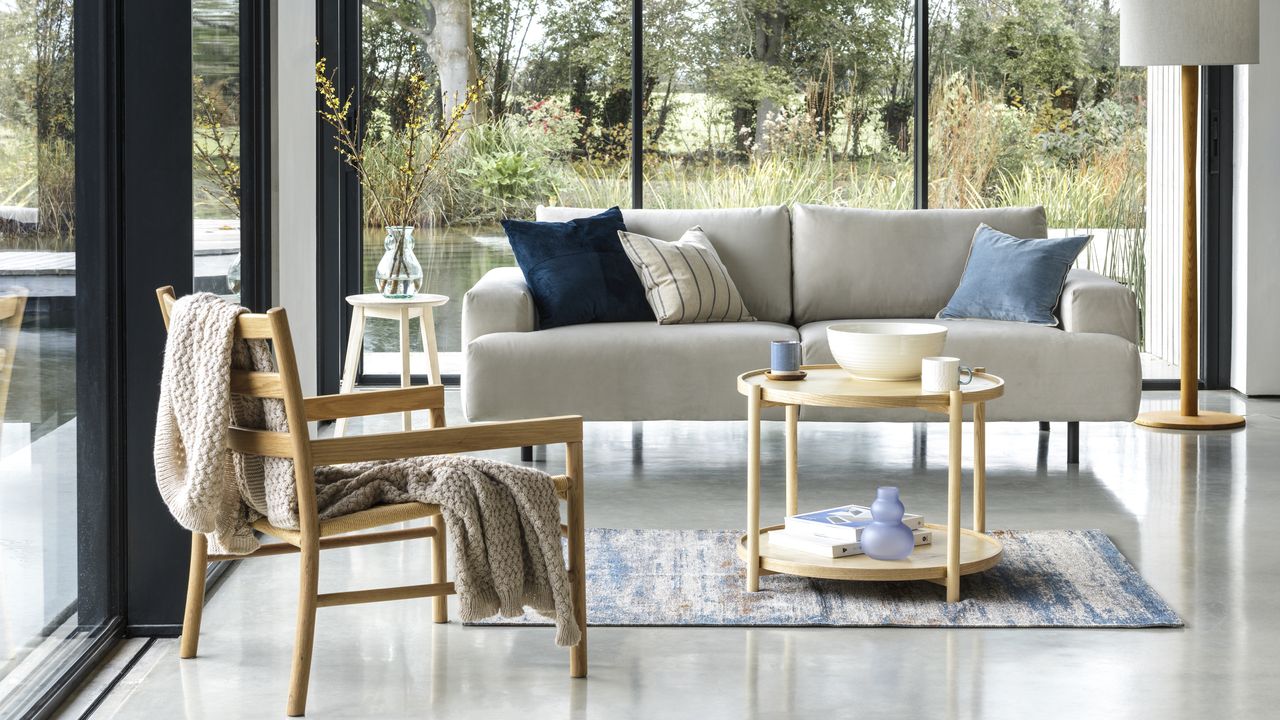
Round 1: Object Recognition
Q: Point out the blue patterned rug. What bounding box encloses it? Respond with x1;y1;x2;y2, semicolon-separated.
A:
473;528;1182;628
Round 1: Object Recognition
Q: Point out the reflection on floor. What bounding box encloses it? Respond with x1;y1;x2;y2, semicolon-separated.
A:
92;389;1280;719
0;419;77;698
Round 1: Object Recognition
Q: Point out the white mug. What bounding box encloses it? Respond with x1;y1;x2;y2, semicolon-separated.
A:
921;356;973;393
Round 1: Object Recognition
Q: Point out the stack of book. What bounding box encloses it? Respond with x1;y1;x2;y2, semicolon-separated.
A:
769;504;933;558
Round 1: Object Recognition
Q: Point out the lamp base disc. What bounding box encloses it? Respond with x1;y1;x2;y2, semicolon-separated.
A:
1135;410;1246;431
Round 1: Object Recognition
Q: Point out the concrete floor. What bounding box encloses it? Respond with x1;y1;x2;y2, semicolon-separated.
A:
86;389;1280;719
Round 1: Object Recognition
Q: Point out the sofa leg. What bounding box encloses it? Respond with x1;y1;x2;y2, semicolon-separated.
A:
1039;421;1050;433
1067;422;1080;465
912;422;927;470
521;445;533;462
632;421;643;464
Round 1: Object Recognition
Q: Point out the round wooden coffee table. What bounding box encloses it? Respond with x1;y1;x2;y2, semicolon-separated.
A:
736;364;1005;602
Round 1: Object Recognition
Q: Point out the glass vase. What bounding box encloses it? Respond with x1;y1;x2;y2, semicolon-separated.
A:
860;486;916;560
375;226;423;298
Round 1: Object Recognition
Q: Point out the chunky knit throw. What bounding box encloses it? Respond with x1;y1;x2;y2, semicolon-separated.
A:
154;293;580;646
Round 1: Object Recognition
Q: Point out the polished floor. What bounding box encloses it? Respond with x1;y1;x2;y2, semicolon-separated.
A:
84;389;1280;719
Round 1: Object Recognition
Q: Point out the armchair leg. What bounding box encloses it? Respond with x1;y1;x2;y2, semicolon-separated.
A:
1039;421;1050;433
179;532;208;659
431;514;448;623
1067;421;1080;465
521;445;533;462
566;441;588;679
287;542;320;717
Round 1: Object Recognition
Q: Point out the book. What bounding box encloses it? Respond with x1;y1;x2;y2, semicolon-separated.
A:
768;527;933;559
784;503;924;542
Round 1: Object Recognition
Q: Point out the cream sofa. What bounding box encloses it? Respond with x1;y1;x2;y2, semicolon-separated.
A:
462;205;1141;461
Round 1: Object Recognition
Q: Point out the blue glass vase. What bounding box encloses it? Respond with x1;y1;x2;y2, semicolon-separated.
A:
861;487;916;560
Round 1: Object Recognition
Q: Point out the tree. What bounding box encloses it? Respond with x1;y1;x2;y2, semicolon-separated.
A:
474;0;537;116
363;0;488;122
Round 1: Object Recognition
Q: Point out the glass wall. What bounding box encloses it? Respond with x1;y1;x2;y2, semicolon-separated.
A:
642;1;915;210
355;0;634;376
193;0;242;301
927;0;1162;377
340;1;1175;383
0;0;86;711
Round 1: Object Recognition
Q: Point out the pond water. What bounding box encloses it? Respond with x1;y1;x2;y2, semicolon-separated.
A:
360;224;515;355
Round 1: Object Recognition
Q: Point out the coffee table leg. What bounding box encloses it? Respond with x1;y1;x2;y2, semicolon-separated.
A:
947;389;963;602
974;401;986;533
746;385;762;592
785;404;799;517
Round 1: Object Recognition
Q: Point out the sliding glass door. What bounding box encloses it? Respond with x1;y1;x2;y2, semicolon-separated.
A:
322;0;1218;390
0;0;113;714
0;1;272;714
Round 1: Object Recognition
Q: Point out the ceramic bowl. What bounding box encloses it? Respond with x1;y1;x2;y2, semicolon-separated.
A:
826;322;949;381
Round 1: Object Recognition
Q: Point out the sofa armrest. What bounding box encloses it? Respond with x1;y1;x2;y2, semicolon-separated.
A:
462;266;537;345
1058;268;1139;344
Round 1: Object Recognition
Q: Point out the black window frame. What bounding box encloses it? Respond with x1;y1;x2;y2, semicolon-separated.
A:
316;0;1232;394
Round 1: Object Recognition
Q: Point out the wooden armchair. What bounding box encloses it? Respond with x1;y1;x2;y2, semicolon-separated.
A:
156;287;586;717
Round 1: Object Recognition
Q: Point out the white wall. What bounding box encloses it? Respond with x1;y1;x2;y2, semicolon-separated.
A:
1233;0;1280;395
271;0;318;395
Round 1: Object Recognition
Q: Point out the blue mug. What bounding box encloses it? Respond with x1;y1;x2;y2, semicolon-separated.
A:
771;340;802;375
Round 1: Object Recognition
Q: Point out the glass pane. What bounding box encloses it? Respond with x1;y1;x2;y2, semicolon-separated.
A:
0;0;95;711
644;1;915;209
928;1;1163;377
356;0;634;378
193;0;241;301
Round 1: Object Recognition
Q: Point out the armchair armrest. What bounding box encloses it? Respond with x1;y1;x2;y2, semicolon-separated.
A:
309;415;582;466
304;385;444;421
1058;268;1139;344
462;266;538;346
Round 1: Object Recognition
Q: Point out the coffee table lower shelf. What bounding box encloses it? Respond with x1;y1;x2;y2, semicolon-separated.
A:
738;523;1003;583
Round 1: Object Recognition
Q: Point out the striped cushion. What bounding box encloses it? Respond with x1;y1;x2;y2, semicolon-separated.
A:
618;226;755;324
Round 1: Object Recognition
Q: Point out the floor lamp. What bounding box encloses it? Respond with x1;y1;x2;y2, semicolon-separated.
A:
1121;0;1257;431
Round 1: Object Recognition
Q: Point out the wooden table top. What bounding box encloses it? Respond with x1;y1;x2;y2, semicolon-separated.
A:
738;364;1004;411
345;293;449;308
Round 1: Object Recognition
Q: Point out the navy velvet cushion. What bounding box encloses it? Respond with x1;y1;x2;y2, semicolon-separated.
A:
939;224;1091;326
502;207;655;329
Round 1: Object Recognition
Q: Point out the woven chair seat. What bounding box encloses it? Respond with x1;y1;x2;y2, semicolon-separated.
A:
254;502;440;546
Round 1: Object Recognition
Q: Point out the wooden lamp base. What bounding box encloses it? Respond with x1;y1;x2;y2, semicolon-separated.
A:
1133;66;1246;435
1135;410;1245;431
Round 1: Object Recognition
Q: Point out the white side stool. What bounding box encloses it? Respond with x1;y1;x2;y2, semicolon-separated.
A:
336;293;449;436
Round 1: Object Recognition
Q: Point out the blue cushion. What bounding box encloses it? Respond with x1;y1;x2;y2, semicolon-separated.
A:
502;207;655;329
939;224;1090;326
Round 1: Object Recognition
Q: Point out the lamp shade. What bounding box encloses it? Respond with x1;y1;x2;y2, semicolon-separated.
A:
1120;0;1259;67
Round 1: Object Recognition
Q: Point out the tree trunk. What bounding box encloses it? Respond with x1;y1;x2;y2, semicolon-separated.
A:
733;105;755;155
650;77;675;146
753;11;785;151
430;0;487;122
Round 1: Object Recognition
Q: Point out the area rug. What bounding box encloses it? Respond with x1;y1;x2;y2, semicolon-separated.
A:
471;528;1182;628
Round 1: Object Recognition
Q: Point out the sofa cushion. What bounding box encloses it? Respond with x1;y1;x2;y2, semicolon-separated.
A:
537;206;792;324
502;207;654;328
939;224;1090;326
798;318;1140;422
791;205;1048;325
464;321;799;422
619;226;755;324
